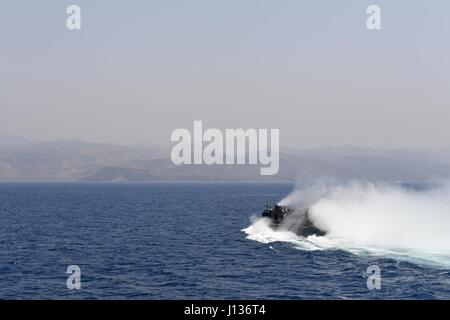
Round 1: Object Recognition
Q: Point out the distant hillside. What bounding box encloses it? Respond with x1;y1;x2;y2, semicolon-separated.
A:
0;138;450;182
80;166;160;182
0;140;163;181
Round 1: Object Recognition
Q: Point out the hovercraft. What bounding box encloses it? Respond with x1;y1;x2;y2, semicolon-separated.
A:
262;205;326;237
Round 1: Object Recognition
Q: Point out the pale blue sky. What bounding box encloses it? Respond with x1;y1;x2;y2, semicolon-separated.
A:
1;1;449;148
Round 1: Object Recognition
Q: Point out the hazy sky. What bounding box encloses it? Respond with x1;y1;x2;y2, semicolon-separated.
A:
1;0;449;148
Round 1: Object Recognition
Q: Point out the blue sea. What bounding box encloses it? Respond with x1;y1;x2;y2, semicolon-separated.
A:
0;183;449;299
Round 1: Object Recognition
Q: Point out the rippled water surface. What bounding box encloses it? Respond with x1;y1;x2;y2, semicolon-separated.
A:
0;183;449;299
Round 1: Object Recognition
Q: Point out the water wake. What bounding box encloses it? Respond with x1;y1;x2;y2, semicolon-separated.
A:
243;181;450;268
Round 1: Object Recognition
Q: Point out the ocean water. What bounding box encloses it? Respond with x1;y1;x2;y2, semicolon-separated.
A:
0;182;449;299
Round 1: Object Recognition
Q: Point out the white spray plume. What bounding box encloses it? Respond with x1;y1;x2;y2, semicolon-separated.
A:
279;181;450;253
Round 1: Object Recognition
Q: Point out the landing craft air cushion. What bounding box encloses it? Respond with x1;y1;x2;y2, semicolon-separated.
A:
262;205;326;237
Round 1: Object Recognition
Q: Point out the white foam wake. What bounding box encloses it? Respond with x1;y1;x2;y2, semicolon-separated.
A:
243;181;450;268
242;216;323;251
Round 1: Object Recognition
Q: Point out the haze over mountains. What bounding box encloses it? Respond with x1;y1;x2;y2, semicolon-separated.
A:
0;135;449;182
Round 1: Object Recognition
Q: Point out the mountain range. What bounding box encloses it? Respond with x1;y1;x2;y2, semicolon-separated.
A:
0;135;449;182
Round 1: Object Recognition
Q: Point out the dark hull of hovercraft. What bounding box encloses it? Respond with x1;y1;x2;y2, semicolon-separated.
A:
262;205;326;237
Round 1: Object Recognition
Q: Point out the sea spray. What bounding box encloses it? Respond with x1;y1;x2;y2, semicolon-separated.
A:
244;181;450;266
307;182;450;253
